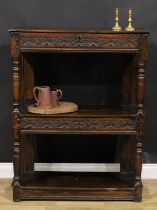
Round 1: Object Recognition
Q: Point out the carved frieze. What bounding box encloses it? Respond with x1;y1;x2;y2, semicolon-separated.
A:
21;119;136;130
19;35;138;49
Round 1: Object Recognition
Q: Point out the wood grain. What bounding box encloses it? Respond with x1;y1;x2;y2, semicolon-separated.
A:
0;179;157;210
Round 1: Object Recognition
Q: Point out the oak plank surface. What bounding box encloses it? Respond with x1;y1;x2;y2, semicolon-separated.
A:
0;179;157;210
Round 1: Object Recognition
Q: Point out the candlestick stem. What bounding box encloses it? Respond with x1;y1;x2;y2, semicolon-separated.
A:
112;8;122;32
125;8;135;31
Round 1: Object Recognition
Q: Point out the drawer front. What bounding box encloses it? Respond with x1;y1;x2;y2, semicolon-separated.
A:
20;118;136;134
19;33;139;50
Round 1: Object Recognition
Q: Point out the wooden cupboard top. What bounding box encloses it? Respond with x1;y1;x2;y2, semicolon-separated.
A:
9;28;149;34
10;28;149;53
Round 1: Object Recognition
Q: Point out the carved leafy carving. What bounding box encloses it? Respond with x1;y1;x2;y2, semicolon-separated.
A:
19;35;138;49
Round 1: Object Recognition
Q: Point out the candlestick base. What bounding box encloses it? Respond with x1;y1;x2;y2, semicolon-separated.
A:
125;25;135;32
112;25;122;32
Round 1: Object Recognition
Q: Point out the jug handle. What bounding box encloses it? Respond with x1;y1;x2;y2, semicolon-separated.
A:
57;89;63;100
33;86;40;105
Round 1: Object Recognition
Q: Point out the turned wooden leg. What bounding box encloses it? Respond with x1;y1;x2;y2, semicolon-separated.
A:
134;135;143;202
12;111;21;202
134;111;144;202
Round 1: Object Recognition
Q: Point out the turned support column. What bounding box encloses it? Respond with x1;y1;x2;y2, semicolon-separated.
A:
11;33;21;201
134;34;148;201
134;61;145;201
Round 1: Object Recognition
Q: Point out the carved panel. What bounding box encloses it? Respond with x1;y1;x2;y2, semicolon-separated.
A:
19;35;138;49
21;119;136;130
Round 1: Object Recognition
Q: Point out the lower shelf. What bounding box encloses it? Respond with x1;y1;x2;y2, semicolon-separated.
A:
14;172;141;201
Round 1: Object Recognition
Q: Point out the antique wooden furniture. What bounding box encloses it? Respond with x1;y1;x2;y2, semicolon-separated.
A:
10;28;149;201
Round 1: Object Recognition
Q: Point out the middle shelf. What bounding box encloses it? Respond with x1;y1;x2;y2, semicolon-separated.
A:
20;105;138;135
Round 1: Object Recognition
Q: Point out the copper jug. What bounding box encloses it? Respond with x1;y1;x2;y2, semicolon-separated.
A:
33;86;52;109
51;88;63;107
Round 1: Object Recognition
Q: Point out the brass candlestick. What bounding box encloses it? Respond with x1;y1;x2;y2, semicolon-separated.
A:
112;8;122;32
125;8;135;31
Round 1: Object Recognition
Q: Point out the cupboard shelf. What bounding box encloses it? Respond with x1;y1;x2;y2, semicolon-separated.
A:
20;171;135;201
20;105;138;117
20;106;137;135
